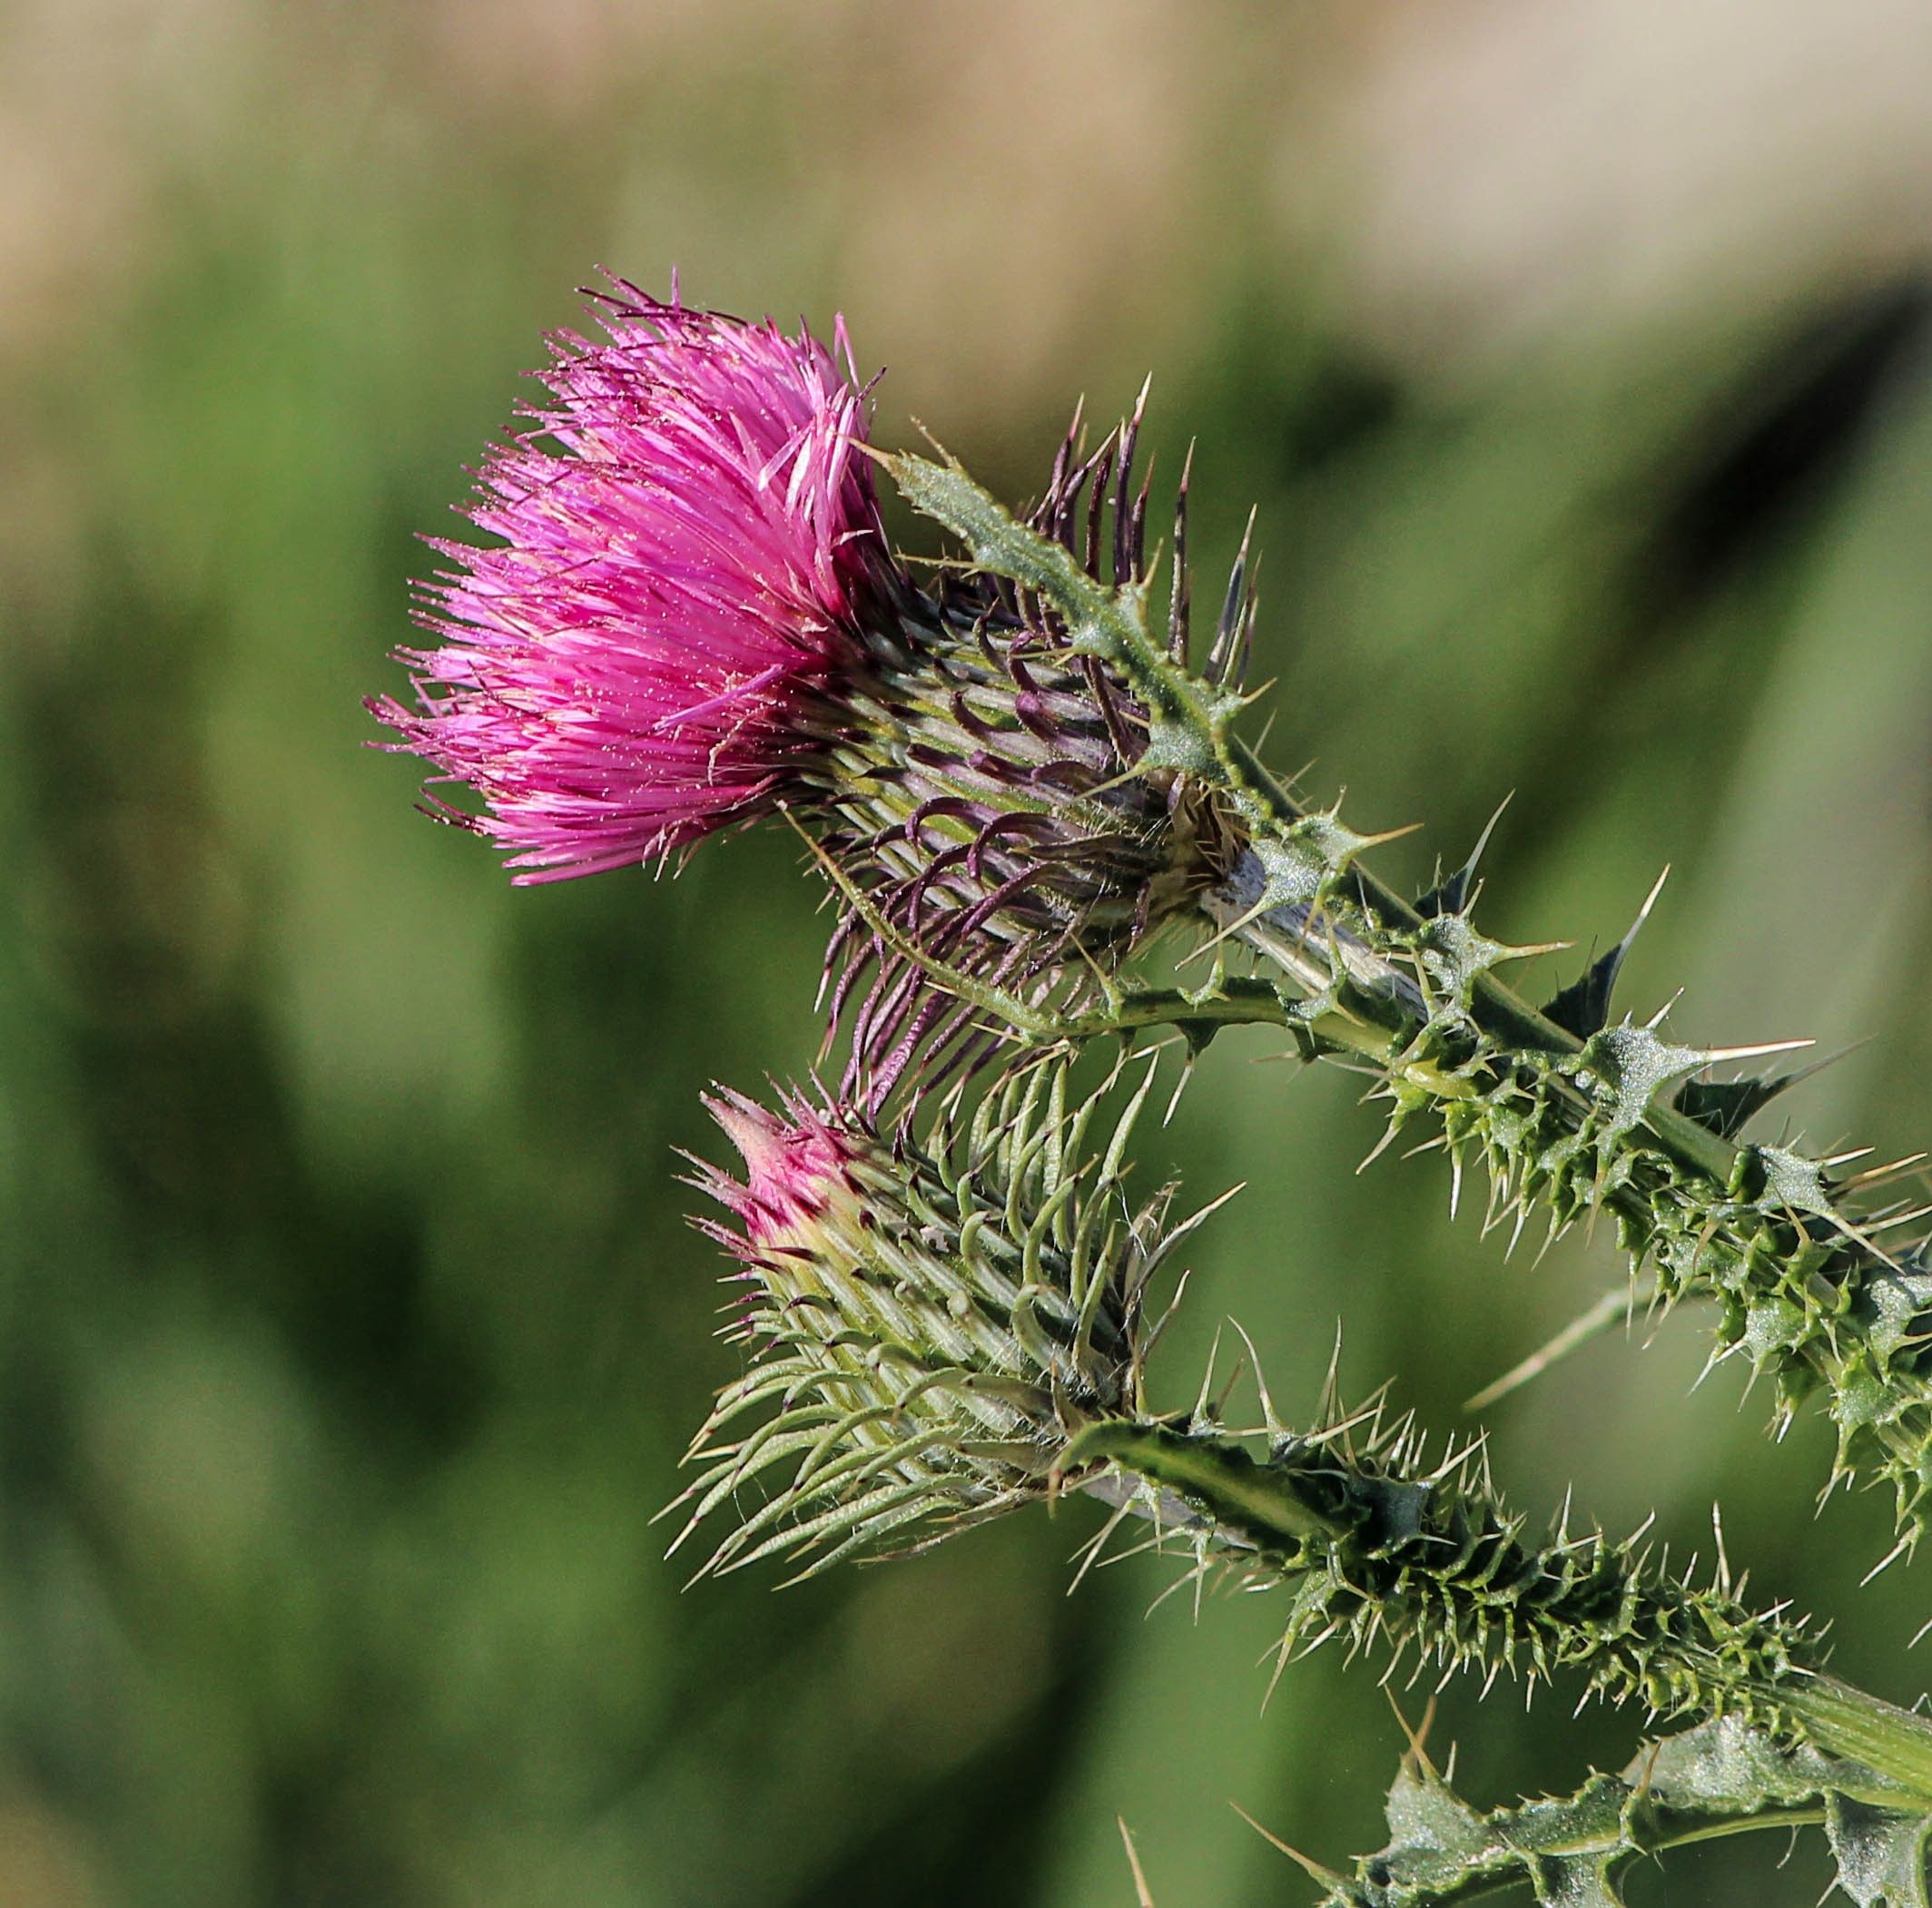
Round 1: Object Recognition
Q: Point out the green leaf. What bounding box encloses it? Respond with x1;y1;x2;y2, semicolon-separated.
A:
1827;1795;1932;1908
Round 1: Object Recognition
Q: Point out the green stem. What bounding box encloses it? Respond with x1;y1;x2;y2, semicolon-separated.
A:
1222;859;1757;1200
1786;1677;1932;1803
1062;1418;1347;1545
1064;1410;1932;1808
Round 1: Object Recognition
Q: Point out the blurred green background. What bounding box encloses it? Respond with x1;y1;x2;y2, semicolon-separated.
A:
4;3;1932;1903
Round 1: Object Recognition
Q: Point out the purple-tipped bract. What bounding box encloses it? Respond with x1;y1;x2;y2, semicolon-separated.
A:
370;278;890;881
699;1087;854;1254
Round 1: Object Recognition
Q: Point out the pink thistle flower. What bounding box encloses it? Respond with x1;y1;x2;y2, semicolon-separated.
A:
369;277;893;881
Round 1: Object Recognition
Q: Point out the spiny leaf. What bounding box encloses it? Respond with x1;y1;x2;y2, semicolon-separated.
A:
1310;1716;1930;1907
1542;870;1668;1039
1072;1393;1820;1738
1828;1795;1932;1908
1673;1067;1806;1139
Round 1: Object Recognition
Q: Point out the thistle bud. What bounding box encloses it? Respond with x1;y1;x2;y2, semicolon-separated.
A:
676;1067;1823;1749
816;409;1227;1106
674;1065;1178;1577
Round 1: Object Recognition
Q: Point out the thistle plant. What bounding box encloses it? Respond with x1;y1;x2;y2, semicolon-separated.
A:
371;277;1932;1902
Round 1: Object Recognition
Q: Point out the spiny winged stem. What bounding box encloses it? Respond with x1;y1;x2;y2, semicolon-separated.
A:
878;446;1932;1552
1079;1411;1932;1806
1314;1713;1932;1908
672;1058;1932;1812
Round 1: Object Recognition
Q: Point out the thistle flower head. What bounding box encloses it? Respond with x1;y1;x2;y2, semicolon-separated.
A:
370;278;894;880
818;400;1237;1108
368;280;1247;1125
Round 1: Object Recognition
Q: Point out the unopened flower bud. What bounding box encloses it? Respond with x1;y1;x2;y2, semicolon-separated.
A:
675;1067;1178;1576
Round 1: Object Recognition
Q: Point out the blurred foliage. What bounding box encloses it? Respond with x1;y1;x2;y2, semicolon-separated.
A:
1;5;1930;1904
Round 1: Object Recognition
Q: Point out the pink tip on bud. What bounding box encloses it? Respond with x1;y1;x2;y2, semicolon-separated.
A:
370;275;891;882
702;1087;853;1250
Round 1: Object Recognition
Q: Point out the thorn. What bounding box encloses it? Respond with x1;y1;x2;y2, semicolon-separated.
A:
1209;1344;1250;1421
1119;1818;1157;1908
1191;1325;1227;1427
1229;1319;1281;1435
1386;1690;1442;1780
1869;1203;1932;1235
1848;1151;1932;1194
1356;821;1427;853
1416;792;1513;920
1642;988;1686;1031
1068;1499;1136;1597
1505;1200;1530;1258
1163;1055;1196;1127
1695;1038;1816;1065
1543;865;1670;1039
1492;939;1574;966
1861;1535;1912;1586
1711;1503;1732;1596
1228;1804;1345;1886
1113;376;1152;587
1207;507;1257;685
1317;1321;1346;1426
1178;894;1280;969
1168;438;1196;666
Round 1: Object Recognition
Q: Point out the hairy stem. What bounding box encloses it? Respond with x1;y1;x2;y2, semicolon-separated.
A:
1787;1679;1932;1803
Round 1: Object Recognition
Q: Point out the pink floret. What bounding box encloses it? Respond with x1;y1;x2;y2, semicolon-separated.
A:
370;277;888;880
701;1088;854;1249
